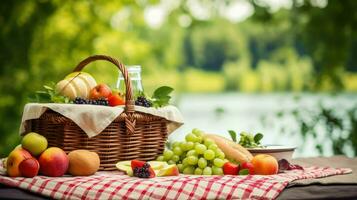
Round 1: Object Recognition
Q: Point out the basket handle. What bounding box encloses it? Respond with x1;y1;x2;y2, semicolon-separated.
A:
73;55;136;134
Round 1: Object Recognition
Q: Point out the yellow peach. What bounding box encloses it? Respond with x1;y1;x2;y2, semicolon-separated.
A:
251;154;278;175
68;150;100;176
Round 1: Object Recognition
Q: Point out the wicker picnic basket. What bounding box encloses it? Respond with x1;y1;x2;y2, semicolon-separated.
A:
23;55;169;171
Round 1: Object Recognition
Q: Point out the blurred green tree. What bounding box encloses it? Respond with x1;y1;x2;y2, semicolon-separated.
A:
184;20;244;71
0;1;57;156
252;0;357;90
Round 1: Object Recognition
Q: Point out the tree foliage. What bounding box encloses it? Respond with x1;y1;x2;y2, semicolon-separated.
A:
252;0;357;89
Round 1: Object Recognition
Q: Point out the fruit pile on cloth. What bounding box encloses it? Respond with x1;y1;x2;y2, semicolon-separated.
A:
20;103;184;137
0;160;351;200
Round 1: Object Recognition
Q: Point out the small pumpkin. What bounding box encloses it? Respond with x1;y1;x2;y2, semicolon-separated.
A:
55;72;97;100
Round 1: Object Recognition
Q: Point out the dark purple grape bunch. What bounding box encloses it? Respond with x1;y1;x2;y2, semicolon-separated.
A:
73;97;109;106
135;96;152;107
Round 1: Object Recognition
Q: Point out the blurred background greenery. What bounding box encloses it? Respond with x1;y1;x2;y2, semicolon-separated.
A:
1;0;356;157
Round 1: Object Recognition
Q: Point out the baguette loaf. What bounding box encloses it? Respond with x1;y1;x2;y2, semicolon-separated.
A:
204;134;253;163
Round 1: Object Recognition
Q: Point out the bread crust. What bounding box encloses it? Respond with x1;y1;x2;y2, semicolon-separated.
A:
205;134;253;163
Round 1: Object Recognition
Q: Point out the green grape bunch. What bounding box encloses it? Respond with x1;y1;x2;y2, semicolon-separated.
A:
157;129;227;175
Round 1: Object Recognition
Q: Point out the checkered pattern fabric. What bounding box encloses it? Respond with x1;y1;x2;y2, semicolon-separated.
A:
0;160;351;200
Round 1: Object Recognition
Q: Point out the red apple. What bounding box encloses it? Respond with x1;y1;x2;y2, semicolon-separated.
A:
6;147;33;177
19;158;40;178
108;93;125;106
38;147;69;177
89;83;112;100
240;162;254;175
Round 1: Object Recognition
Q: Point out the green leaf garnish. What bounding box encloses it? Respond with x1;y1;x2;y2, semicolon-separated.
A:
43;85;54;90
153;86;173;98
151;86;174;108
254;133;263;144
165;141;171;149
228;130;237;142
31;82;71;103
239;169;249;175
231;131;264;148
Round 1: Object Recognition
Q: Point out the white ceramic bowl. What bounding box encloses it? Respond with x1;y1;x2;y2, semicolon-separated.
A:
247;145;296;161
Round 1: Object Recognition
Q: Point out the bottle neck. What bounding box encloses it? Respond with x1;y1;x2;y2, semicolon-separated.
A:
127;71;141;80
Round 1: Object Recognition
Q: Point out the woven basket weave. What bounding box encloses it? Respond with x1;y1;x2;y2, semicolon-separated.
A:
24;55;168;171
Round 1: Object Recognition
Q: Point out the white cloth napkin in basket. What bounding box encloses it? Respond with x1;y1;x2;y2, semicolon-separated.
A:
20;103;184;138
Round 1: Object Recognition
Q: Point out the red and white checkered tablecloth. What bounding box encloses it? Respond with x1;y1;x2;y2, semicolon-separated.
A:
0;160;351;200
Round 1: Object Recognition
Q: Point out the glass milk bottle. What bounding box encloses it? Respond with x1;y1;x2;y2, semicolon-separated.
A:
116;65;143;99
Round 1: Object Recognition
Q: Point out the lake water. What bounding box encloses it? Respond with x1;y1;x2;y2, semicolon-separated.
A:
169;93;357;158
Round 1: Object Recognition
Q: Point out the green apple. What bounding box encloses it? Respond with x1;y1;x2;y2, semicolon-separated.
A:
21;132;48;156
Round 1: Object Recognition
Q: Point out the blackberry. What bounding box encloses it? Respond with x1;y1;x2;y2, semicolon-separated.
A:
143;163;150;169
133;167;140;175
135;96;152;107
133;164;151;178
